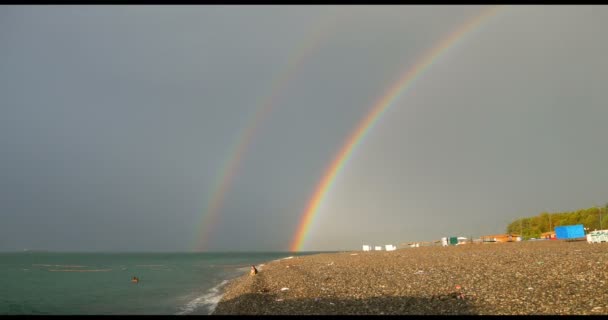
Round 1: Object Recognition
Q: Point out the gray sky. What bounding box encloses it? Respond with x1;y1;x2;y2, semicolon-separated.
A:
1;6;607;252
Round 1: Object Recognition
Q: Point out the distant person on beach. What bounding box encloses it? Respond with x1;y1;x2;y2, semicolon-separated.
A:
250;265;258;276
131;276;139;283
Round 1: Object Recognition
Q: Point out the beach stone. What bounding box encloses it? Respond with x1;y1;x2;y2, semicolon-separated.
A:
213;241;608;315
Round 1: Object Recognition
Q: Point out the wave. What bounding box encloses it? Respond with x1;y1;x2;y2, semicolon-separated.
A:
135;264;166;267
210;263;250;268
235;266;250;273
48;269;112;272
33;264;87;268
175;280;229;315
272;255;295;263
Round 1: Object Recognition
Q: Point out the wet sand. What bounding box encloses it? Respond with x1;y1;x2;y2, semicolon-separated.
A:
213;241;608;315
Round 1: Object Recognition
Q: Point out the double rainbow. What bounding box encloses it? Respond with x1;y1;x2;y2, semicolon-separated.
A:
195;10;347;251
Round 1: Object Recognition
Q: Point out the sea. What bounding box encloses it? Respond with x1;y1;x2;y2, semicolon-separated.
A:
0;251;324;315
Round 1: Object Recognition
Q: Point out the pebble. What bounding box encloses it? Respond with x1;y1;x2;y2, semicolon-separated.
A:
214;241;608;315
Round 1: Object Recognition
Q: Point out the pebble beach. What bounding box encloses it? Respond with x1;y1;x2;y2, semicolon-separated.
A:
213;241;608;315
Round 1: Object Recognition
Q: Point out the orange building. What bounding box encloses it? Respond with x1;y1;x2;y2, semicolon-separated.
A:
541;231;556;239
481;234;522;243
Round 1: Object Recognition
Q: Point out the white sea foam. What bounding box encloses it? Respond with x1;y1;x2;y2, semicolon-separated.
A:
236;266;250;273
48;269;111;272
135;264;166;267
273;256;295;263
176;280;229;315
33;264;86;268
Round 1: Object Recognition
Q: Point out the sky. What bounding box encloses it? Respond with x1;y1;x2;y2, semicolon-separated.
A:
1;5;607;252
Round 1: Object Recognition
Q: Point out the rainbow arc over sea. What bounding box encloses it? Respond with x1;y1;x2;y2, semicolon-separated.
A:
289;6;506;252
195;10;348;251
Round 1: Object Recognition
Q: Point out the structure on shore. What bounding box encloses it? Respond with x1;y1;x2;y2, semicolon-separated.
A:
439;236;471;246
389;224;608;249
541;231;557;239
362;244;397;251
587;230;608;243
480;234;522;243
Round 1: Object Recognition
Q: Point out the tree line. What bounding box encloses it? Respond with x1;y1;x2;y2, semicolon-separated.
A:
506;204;608;239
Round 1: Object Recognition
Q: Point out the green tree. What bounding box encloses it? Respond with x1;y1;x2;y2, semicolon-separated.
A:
506;204;608;236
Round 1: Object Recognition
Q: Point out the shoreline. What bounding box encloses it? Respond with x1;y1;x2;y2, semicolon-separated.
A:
188;254;296;315
213;241;608;315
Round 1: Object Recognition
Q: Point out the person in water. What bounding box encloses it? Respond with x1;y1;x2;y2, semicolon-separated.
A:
250;265;258;276
131;276;139;283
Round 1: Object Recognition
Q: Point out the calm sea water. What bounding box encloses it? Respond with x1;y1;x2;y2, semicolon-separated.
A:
0;251;322;315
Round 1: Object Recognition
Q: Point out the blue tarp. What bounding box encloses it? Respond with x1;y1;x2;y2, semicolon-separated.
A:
555;224;585;239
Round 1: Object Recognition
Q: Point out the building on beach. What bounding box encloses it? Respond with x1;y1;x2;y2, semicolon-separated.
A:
541;231;556;239
440;237;469;246
555;225;586;240
481;234;522;243
587;230;608;243
456;237;470;244
362;244;396;251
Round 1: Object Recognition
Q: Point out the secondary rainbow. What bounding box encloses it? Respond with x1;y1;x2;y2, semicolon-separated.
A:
289;6;505;252
195;11;346;251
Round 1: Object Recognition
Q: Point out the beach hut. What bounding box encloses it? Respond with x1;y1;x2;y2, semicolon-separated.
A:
441;237;448;247
586;230;608;243
362;245;371;251
555;225;586;240
480;234;521;243
385;244;396;251
541;231;556;240
449;237;458;245
374;246;382;251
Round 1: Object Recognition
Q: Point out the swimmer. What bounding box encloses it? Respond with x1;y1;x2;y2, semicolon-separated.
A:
131;276;139;284
250;265;258;276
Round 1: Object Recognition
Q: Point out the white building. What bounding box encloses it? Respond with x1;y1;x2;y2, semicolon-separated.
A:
457;237;469;245
362;245;371;251
385;244;396;251
587;230;608;243
374;246;382;251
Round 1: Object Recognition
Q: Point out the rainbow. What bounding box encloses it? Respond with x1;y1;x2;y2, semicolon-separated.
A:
289;6;505;252
195;10;347;251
